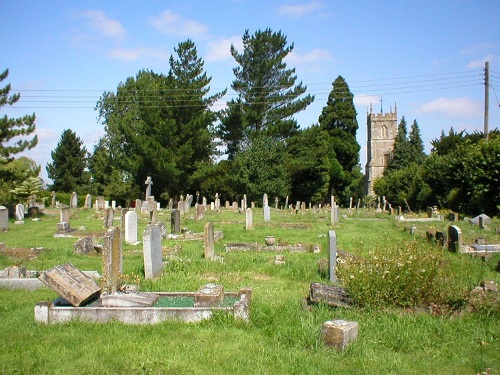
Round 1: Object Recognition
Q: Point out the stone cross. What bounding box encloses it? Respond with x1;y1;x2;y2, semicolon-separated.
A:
144;176;153;199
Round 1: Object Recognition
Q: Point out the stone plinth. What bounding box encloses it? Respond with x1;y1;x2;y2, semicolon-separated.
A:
322;319;359;351
194;283;224;307
38;263;101;306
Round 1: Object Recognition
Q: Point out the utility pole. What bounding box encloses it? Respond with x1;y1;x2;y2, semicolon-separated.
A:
484;61;489;140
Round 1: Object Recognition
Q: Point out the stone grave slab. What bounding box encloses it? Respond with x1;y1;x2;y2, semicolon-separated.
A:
101;292;159;307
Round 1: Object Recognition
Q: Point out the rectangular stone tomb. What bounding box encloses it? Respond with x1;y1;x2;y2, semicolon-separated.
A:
35;287;252;325
38;263;101;306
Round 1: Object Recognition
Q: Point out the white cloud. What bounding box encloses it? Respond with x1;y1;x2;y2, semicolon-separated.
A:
286;48;333;64
149;10;208;37
460;43;495;55
354;95;380;108
465;54;497;69
82;10;126;39
109;47;170;62
417;97;482;118
206;36;242;62
278;1;323;17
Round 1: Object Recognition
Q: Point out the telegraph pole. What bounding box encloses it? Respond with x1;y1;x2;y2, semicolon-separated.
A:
484;61;489;140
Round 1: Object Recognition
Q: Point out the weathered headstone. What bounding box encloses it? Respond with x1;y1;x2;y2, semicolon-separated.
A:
194;283;224;307
142;224;163;279
148;196;158;224
448;225;462;252
328;230;337;282
102;227;122;293
85;194;92;209
144;176;153;199
111;200;116;210
124;210;138;244
264;205;271;222
103;207;115;228
157;221;168;239
171;209;180;233
195;204;205;221
38;263;101;306
245;208;253;230
204;222;215;259
322;320;359;351
70;192;78;209
15;204;24;221
97;196;105;211
135;199;142;215
73;236;94;254
263;194;268;208
0;206;8;231
51;191;56;207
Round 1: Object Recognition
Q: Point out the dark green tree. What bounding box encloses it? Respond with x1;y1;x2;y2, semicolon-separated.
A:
97;40;224;200
385;117;412;174
318;76;362;204
46;129;88;193
223;28;314;145
0;68;37;163
408;119;426;164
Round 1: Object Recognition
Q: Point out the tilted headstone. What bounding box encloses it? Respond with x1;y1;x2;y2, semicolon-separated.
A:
448;225;463;252
70;192;78;208
0;206;8;231
142;224;163;279
157;221;168;239
73;236;94;254
204;222;215;259
328;230;337;283
15;204;24;221
102;227;122;293
246;208;253;230
124;210;138;244
171;209;180;233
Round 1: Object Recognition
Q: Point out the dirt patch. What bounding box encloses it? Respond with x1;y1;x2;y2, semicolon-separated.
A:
0;246;47;262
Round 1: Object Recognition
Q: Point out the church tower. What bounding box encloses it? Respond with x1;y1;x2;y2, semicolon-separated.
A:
364;104;398;195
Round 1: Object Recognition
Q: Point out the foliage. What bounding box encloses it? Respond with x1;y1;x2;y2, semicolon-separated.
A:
10;176;43;205
222;28;314;146
338;241;472;308
318;76;362;204
385;117;412;173
408;119;426;164
0;68;38;164
96;40;224;201
232;137;290;203
46;129;88;193
0;156;41;204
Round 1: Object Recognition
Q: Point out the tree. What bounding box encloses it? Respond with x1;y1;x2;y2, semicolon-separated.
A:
385;117;412;174
97;40;224;200
0;156;41;203
46;129;88;193
0;68;37;163
10;176;43;205
408;119;426;164
222;28;314;146
318;76;362;204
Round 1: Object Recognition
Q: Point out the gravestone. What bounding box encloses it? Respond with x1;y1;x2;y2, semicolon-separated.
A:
103;207;115;228
202;197;207;209
73;236;94;254
135;199;142;215
245;208;253;230
171;209;180;233
144;176;153;199
143;224;163;279
194;283;224;307
0;206;8;231
15;204;24;221
97;196;105;211
70;192;78;208
120;208;127;229
157;221;168;239
57;205;74;233
102;227;122;293
204;222;215;259
51;191;56;207
264;205;271;222
124;211;138;244
448;225;462;252
111;200;116;210
263;194;268;208
195;204;205;220
85;194;92;209
167;199;173;210
328;230;337;283
148;196;158;224
322;320;359;351
38;263;101;306
285;196;289;209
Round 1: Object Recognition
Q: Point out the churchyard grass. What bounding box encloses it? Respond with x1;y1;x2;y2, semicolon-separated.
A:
0;207;499;374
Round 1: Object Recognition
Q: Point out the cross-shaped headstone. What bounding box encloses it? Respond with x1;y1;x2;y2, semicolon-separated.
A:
145;176;153;199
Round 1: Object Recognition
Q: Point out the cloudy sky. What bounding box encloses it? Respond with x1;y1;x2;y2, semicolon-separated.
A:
2;1;499;181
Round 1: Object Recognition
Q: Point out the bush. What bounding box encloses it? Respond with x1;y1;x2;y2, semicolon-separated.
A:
337;241;470;308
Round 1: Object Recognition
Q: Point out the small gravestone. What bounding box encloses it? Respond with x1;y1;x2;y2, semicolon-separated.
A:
194;283;224;307
246;208;253;230
171;209;180;233
195;204;205;220
73;236;94;254
103;207;115;228
204;222;215;259
143;224;163;279
85;194;92;209
322;320;359;351
157;221;168;239
51;191;56;207
38;263;101;306
0;206;8;231
448;225;462;252
15;204;24;221
124;210;138;244
264;206;271;222
135;199;142;215
70;192;78;208
263;194;268;208
97;196;105;211
102;227;122;293
328;230;337;282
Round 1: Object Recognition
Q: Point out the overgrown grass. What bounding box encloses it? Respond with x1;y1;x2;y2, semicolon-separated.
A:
0;206;499;374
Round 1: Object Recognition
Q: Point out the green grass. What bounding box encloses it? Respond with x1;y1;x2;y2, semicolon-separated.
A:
1;207;499;374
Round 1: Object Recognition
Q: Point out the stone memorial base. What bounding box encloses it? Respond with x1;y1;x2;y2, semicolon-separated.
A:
322;319;359;351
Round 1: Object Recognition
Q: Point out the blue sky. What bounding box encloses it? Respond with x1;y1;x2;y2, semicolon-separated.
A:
2;1;500;182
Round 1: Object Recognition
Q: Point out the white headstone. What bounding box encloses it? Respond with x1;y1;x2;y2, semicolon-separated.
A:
264;206;271;222
0;206;8;231
70;192;78;208
246;208;253;230
143;224;163;279
15;204;24;221
125;211;138;244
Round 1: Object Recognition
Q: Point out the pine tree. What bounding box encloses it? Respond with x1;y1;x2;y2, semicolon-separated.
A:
46;129;88;192
227;28;314;142
385;117;412;174
409;119;426;164
0;68;37;163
